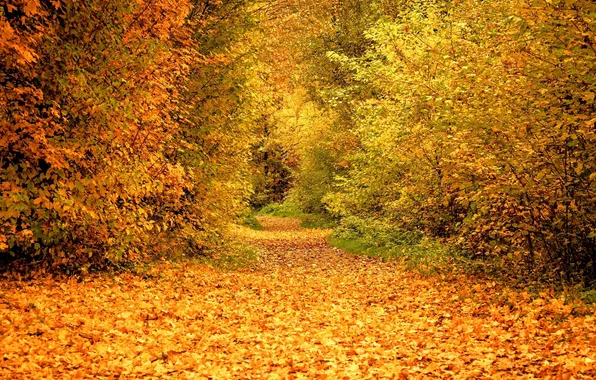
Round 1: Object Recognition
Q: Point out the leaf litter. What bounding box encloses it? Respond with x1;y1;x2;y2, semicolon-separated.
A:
1;216;595;378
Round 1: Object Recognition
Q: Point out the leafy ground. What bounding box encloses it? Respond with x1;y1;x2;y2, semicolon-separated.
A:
1;217;595;378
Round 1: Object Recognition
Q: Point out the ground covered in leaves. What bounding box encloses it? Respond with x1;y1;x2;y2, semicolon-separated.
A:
1;217;595;378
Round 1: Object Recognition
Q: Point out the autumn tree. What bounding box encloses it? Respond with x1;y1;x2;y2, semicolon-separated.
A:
303;0;596;283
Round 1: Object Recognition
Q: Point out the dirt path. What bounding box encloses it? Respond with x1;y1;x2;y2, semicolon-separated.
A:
1;217;595;378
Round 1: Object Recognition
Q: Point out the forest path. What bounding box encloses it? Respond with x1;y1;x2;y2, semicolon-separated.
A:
1;217;595;378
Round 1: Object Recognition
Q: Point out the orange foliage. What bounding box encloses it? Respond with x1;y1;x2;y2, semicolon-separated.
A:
1;0;254;269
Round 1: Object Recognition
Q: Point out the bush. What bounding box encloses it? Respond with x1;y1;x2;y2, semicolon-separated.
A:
0;0;256;271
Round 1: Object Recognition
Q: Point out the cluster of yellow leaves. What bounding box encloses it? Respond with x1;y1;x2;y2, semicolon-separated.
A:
1;217;594;378
307;0;596;282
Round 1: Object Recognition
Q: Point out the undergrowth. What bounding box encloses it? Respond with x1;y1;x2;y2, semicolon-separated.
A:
329;217;596;306
329;235;467;277
239;213;263;230
328;215;478;277
258;202;335;229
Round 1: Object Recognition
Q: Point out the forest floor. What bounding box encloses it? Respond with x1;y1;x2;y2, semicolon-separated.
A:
1;216;595;379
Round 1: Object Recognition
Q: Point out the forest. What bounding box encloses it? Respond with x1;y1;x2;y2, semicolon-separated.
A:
1;0;596;377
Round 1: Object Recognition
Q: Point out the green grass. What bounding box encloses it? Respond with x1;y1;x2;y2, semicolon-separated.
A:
258;202;302;218
300;213;336;229
328;237;390;259
327;215;472;276
258;202;336;229
329;235;464;277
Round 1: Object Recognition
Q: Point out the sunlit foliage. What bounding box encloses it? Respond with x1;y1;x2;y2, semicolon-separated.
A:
303;0;596;283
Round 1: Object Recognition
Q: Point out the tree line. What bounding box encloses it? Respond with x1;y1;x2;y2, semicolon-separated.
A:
2;0;596;285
